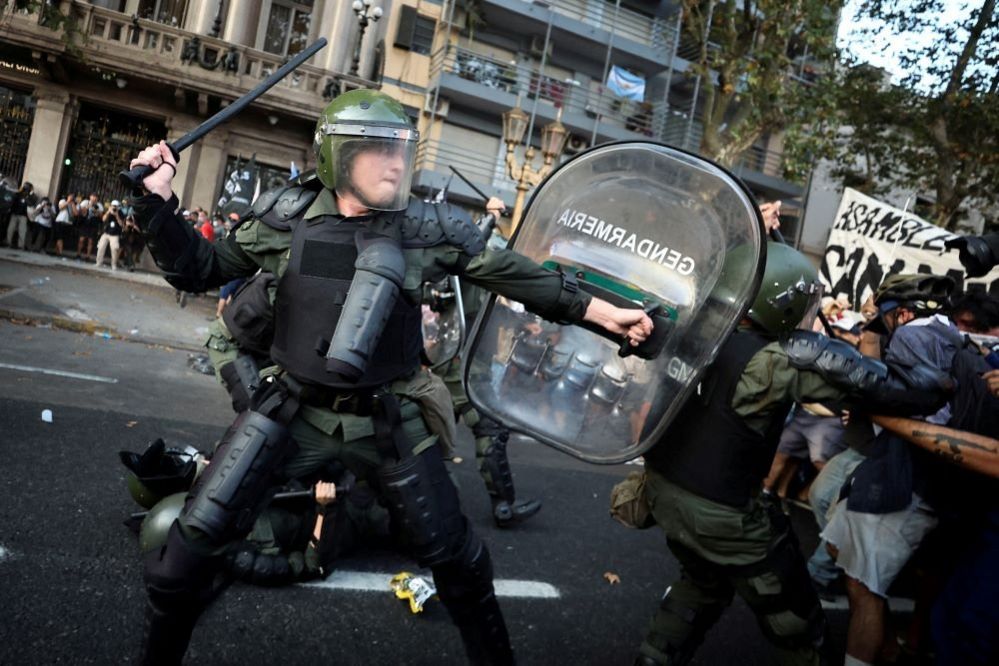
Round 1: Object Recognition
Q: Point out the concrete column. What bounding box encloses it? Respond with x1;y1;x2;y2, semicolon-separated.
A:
314;1;355;73
21;88;72;200
223;0;263;47
184;0;218;35
188;131;229;212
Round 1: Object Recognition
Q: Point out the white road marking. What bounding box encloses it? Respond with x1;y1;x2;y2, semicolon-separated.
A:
820;596;914;613
303;571;560;599
0;363;118;384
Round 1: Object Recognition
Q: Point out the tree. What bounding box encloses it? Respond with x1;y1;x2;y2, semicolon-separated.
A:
834;0;999;230
678;0;842;180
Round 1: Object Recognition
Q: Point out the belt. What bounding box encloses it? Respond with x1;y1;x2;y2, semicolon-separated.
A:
298;385;375;415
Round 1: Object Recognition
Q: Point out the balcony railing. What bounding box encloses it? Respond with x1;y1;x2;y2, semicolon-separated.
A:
3;2;373;117
431;44;680;138
415;138;514;192
538;0;678;56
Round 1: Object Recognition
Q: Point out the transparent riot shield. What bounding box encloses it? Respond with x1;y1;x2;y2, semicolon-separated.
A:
463;142;766;463
422;276;465;370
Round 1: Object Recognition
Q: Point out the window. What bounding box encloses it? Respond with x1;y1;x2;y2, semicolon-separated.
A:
137;0;187;28
262;0;313;57
395;5;436;55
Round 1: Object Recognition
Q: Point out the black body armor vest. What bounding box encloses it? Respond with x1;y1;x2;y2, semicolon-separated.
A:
269;214;422;389
645;329;790;508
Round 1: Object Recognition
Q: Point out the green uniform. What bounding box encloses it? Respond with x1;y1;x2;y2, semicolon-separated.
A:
188;188;589;547
638;329;851;666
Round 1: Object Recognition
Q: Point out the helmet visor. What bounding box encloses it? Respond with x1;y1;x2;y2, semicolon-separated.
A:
330;135;417;212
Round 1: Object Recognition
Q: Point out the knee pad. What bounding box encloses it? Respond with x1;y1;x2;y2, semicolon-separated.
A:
378;444;463;568
734;535;826;649
182;410;297;543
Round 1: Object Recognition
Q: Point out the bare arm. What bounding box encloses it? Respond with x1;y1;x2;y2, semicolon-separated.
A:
871;414;999;479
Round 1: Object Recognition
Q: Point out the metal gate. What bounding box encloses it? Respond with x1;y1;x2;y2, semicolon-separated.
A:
0;86;35;186
62;104;165;201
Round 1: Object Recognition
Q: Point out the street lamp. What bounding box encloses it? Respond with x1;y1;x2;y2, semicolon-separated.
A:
350;0;382;77
503;100;568;230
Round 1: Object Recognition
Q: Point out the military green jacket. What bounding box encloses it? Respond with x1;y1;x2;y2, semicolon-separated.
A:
144;189;592;442
204;189;591;320
731;335;850;436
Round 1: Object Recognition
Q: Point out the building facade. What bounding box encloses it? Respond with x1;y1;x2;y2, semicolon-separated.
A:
0;0;377;208
1;0;805;229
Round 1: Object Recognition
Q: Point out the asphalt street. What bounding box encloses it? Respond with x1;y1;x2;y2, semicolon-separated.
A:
0;255;859;665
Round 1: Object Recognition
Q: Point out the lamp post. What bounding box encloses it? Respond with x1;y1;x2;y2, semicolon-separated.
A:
503;100;568;231
350;0;382;77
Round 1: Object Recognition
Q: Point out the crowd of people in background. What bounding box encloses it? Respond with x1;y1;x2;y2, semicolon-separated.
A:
0;178;236;273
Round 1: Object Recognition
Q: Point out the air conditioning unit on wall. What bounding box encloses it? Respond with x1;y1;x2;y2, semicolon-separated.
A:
423;96;450;117
564;134;589;155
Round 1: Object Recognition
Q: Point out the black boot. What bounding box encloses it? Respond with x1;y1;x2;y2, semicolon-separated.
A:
478;427;542;528
140;523;219;666
451;591;516;666
434;533;515;666
491;497;542;528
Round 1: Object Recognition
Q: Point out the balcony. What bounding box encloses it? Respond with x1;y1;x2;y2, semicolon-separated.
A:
431;44;688;141
469;0;679;69
414;138;514;201
0;2;373;120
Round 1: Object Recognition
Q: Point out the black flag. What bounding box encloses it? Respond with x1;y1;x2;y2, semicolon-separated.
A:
217;154;259;217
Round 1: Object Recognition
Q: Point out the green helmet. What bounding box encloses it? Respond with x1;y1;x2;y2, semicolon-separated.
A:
120;439;203;509
866;273;955;334
746;242;822;335
139;492;186;553
314;89;419;212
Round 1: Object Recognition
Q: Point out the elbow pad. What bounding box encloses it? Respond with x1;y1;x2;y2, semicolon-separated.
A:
325;233;406;382
135;194;213;291
783;331;954;415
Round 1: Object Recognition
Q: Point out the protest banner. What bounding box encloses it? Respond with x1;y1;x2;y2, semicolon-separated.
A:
820;188;999;307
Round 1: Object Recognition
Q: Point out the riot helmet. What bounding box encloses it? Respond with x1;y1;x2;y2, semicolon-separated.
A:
121;438;204;509
314;89;418;212
713;242;821;336
139;492;186;553
866;273;954;335
747;242;822;335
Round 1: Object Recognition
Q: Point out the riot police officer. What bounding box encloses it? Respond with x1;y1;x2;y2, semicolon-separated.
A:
634;243;953;666
128;89;651;665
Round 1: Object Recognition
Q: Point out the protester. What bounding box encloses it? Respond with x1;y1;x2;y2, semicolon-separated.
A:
822;274;961;666
949;291;999;336
197;210;215;242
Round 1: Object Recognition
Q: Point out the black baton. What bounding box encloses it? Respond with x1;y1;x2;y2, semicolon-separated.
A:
119;38;328;191
448;165;491;202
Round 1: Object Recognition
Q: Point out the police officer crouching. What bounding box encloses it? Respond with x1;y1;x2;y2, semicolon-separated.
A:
128;89;652;665
634;243;954;665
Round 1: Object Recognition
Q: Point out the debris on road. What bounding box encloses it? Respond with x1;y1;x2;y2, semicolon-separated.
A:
187;354;215;375
41;409;53;423
390;572;437;613
603;572;621;585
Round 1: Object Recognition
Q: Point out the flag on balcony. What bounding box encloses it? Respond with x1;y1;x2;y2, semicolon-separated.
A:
606;66;645;102
217;155;259;218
